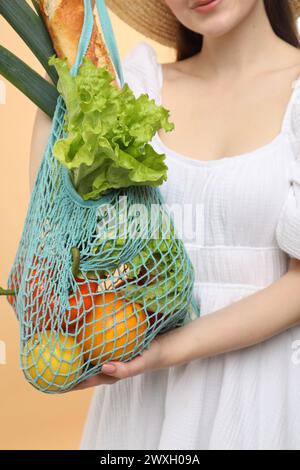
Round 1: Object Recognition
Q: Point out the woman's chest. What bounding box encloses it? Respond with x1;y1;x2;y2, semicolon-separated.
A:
159;63;299;163
155;137;294;247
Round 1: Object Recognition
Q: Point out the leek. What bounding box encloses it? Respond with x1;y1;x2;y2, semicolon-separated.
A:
0;0;58;84
0;45;58;117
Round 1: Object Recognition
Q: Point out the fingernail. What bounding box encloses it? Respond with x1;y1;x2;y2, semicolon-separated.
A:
102;364;116;374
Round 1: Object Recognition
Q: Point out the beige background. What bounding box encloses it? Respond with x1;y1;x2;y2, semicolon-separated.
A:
0;2;173;450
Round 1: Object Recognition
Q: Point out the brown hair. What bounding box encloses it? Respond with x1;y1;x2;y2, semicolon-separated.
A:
176;0;299;61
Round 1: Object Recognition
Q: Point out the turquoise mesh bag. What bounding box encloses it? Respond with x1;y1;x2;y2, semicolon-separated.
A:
2;0;200;393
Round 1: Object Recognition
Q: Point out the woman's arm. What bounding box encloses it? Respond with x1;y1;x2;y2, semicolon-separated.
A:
84;257;300;383
158;258;300;367
29;106;52;193
29;70;56;193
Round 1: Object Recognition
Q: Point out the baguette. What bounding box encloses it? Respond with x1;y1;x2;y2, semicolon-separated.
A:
39;0;118;82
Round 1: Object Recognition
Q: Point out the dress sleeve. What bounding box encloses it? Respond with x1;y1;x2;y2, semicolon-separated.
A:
276;83;300;260
121;41;161;104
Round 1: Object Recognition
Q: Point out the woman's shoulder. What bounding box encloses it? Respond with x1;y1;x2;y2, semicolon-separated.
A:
123;41;158;67
122;41;162;102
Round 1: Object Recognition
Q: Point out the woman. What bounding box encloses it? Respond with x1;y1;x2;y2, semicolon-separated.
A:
31;0;300;450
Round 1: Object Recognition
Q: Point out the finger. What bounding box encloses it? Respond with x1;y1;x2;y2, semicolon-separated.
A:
102;338;163;379
72;374;119;391
102;357;145;379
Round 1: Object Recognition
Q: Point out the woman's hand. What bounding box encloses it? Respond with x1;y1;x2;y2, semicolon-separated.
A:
72;333;176;391
72;373;120;390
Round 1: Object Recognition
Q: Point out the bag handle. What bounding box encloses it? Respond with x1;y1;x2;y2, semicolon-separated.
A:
71;0;124;87
95;0;125;87
71;0;94;76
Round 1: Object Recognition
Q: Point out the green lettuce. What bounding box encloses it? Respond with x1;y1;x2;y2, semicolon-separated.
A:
49;56;174;200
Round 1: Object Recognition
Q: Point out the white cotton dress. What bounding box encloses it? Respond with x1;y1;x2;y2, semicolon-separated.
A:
80;41;300;450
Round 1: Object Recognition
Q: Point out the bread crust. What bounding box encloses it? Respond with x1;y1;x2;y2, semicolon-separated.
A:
39;0;118;82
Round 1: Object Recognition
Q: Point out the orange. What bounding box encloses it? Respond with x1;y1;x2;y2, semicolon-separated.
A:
78;292;148;365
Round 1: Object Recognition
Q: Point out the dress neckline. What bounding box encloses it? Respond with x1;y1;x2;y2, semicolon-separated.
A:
154;61;300;167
